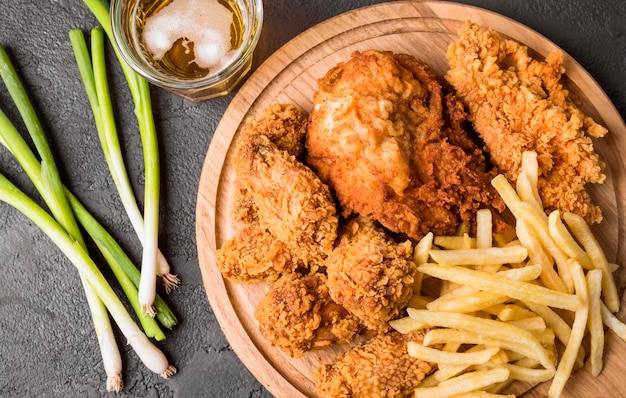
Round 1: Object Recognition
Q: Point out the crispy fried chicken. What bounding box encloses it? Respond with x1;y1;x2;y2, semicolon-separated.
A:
446;21;607;223
306;50;504;239
314;329;435;398
325;216;416;334
254;272;363;358
216;104;339;282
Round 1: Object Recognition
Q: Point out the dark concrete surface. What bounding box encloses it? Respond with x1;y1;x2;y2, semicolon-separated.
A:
0;0;624;397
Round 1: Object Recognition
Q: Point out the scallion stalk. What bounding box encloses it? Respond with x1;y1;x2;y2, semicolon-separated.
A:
0;171;176;378
0;45;124;391
81;0;174;314
70;26;179;294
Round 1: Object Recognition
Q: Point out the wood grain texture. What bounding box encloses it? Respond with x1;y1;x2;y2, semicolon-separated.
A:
195;1;626;397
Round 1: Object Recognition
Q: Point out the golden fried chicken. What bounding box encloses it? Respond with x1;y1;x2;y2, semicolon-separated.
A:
306;50;504;239
215;223;303;283
446;21;607;223
231;104;339;265
325;216;416;334
254;272;363;358
314;330;434;398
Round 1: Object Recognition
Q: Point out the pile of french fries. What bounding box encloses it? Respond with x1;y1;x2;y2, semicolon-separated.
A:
390;151;626;398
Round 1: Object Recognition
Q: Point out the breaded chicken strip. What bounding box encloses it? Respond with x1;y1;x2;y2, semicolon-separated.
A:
446;21;607;223
314;330;434;398
306;50;504;239
326;216;416;334
254;272;363;358
231;104;339;265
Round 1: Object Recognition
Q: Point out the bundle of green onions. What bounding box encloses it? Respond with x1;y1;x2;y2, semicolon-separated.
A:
0;0;179;392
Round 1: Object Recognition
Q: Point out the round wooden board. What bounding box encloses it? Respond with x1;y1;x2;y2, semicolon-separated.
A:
196;1;626;397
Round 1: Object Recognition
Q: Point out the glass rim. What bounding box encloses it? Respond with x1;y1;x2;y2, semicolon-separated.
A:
110;0;264;90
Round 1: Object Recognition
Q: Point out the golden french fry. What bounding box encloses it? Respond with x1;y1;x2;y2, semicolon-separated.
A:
476;208;493;249
429;245;528;266
520;151;540;192
427;290;509;314
388;316;428;334
515;218;568;293
548;260;589;398
408;342;500;366
414;232;433;265
413;368;510;398
406;294;433;309
503;362;555;383
586;268;604;377
497;304;535;321
563;211;620;313
408;308;555;371
423;328;553;367
547;210;593;269
516;172;545;217
491;174;521;206
505;316;546;331
524;301;585;369
601;302;626;340
417;263;580;311
434;235;477;250
451;391;515;398
510;202;574;293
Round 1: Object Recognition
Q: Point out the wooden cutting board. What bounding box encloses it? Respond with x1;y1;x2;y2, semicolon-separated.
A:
195;1;626;397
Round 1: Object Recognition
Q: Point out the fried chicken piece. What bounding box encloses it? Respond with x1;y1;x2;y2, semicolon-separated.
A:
314;330;434;398
306;50;504;239
232;104;339;265
325;216;416;334
254;272;363;358
215;223;303;283
446;21;607;223
231;103;310;224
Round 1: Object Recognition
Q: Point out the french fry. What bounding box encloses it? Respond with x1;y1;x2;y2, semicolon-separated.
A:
429;245;528;266
450;391;515;398
586;269;604;376
515;218;568;293
600;302;626;340
406;294;433;309
519;151;541;202
548;260;589;398
524;301;585;369
412;368;510;398
476;208;493;250
563;211;620;313
423;328;553;366
516;172;545;217
408;342;500;366
435;235;477;250
491;174;521;206
509;202;574;293
408;308;555;371
389;316;428;334
417;263;580;311
547;210;593;269
427;291;509;313
505;316;546;331
503;362;555;383
497;304;535;321
414;232;433;265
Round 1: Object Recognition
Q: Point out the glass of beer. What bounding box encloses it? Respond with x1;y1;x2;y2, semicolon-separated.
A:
111;0;263;101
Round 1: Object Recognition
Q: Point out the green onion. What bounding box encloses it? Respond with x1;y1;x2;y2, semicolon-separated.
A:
70;26;179;293
81;0;172;315
0;45;124;391
0;171;176;378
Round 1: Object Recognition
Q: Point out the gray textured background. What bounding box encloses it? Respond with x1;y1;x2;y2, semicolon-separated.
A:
0;0;625;397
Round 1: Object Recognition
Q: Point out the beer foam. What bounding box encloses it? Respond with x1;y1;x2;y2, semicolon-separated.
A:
142;0;237;72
